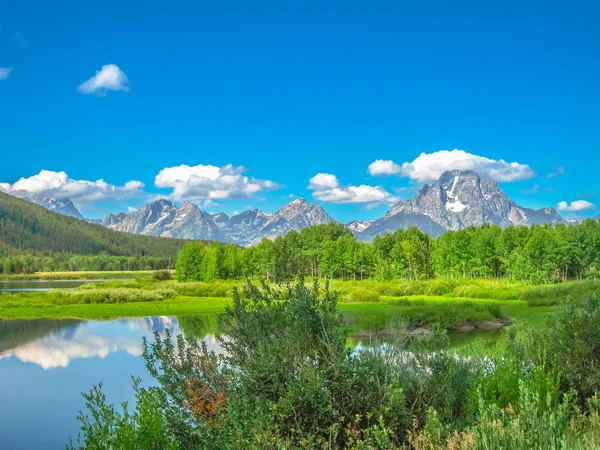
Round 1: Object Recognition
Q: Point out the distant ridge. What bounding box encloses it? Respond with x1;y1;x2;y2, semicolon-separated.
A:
12;170;569;245
0;192;186;257
103;197;335;246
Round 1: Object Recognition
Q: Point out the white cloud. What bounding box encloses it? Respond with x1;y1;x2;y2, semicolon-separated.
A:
155;164;280;201
0;67;13;80
367;160;402;176
127;206;138;213
1;170;145;203
369;149;535;183
202;199;223;209
557;200;596;212
308;173;399;205
547;166;565;178
521;184;540;194
308;173;340;190
77;64;130;95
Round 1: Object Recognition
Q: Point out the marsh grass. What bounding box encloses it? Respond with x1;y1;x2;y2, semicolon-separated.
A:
0;278;563;333
0;270;160;280
172;281;238;298
1;287;177;306
328;278;525;301
521;280;600;306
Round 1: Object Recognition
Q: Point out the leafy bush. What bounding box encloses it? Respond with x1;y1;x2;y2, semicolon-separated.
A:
69;283;600;449
536;296;600;403
152;270;173;281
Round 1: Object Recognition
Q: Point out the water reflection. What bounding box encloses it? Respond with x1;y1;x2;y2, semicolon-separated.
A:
0;316;223;370
0;315;223;450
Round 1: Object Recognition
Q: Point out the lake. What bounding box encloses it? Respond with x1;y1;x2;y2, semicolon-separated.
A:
0;315;222;450
0;279;130;293
0;314;500;449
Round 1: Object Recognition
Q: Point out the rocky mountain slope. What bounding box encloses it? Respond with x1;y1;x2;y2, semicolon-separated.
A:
356;170;565;240
17;170;569;244
27;197;85;220
103;197;335;246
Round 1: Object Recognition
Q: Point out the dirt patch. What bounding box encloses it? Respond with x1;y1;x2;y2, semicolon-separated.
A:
448;321;476;334
449;317;512;334
477;317;512;331
354;326;433;340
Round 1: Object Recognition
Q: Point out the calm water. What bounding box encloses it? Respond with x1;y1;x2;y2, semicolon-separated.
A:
0;279;127;292
0;316;222;450
0;315;500;449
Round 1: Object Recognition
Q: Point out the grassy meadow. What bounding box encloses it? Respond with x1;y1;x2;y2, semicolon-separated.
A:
0;272;576;335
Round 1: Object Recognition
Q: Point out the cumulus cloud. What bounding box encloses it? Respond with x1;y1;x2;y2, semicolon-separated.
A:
0;67;13;80
367;160;402;176
557;200;596;212
77;64;130;95
0;170;145;203
308;173;399;205
154;164;280;201
547;166;565;178
369;149;535;183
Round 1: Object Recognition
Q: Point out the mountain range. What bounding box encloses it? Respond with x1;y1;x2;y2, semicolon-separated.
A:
102;197;335;246
16;170;567;245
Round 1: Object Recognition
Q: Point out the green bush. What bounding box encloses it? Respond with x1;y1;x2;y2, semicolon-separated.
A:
69;283;600;450
152;270;173;281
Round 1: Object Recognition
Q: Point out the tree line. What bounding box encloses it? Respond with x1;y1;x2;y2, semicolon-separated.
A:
176;220;600;283
0;254;174;274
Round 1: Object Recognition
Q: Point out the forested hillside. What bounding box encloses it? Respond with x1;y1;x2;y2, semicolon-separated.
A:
0;192;186;259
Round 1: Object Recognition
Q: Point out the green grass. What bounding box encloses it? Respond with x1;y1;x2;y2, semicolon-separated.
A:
0;278;563;335
0;295;229;319
0;270;161;280
520;280;600;306
328;278;526;301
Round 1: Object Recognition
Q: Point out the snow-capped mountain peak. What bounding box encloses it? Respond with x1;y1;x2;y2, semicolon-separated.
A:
17;170;567;244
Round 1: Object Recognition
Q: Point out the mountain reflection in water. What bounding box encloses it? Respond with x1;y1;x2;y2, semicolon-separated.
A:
0;315;223;369
0;315;222;450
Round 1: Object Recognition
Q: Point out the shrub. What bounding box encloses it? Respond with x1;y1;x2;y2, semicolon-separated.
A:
68;283;600;449
536;296;600;403
152;270;172;281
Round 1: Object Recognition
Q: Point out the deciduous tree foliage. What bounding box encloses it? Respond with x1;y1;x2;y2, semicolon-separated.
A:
176;220;600;283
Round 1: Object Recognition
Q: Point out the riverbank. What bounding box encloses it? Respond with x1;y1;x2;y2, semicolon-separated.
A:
0;291;557;337
2;275;583;336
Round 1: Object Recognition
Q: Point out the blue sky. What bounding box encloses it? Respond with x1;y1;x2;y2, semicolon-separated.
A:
1;0;599;221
